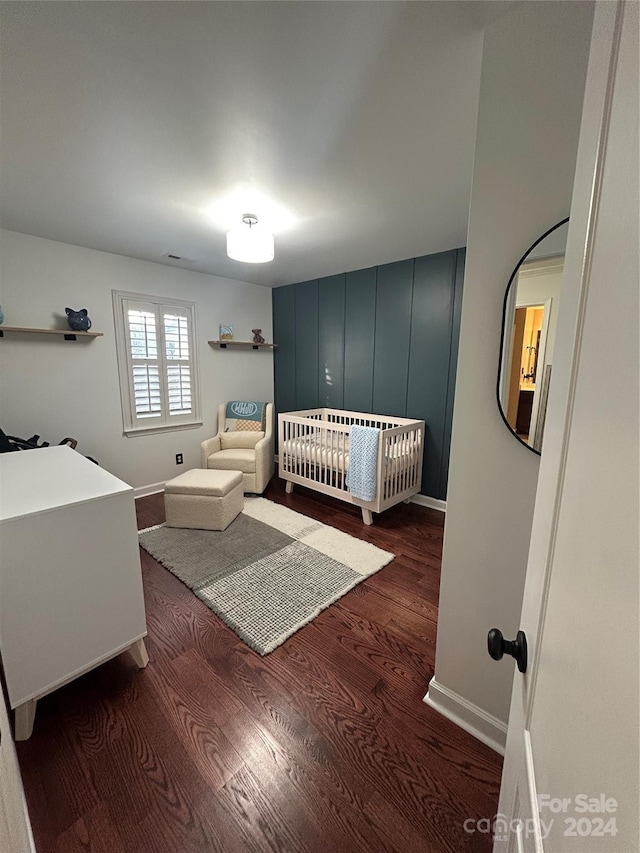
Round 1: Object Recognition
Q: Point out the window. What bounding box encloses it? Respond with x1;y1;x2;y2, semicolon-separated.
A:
113;291;202;436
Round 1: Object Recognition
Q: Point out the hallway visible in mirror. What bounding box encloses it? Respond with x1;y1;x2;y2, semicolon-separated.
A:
497;218;569;453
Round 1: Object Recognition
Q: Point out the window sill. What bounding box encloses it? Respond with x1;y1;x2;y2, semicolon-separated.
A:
124;421;203;438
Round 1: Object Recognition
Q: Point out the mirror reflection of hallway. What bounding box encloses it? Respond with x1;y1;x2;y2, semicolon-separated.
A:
498;219;568;453
507;303;546;441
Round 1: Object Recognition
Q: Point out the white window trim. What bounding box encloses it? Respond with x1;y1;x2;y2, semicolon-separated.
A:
112;290;202;437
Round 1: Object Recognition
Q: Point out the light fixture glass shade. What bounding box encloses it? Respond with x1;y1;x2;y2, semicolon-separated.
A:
226;216;274;263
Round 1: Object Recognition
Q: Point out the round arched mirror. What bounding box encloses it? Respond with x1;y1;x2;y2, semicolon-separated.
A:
497;218;569;454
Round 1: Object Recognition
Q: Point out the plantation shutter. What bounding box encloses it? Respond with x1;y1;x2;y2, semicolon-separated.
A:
164;311;193;416
118;295;199;433
128;308;161;420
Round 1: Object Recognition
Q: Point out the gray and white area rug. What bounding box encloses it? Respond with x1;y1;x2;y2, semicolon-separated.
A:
139;498;394;655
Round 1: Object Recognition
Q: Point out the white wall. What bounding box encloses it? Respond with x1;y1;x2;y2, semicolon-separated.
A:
427;1;594;747
0;230;274;489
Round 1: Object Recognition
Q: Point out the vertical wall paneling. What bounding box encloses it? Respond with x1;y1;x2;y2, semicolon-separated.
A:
372;259;414;417
439;248;465;499
407;250;457;500
344;268;377;412
272;249;465;500
318;274;345;409
294;280;319;410
272;285;296;450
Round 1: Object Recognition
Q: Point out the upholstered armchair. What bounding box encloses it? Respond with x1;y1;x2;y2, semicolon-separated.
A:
200;402;274;494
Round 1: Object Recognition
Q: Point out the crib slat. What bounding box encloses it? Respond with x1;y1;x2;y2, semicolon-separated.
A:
402;431;407;494
393;435;397;498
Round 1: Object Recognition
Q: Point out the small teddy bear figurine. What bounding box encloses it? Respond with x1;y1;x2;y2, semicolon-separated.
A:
252;329;266;344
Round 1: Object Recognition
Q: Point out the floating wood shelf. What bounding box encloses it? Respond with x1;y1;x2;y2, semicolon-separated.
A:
208;340;277;350
0;326;103;341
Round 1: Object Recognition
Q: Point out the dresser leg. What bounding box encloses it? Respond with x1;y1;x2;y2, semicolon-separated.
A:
15;699;37;741
128;638;149;669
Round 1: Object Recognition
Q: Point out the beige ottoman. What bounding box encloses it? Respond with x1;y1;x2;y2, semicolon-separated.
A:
164;469;243;531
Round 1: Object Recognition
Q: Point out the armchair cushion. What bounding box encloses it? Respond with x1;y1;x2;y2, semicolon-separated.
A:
220;430;265;450
205;448;257;474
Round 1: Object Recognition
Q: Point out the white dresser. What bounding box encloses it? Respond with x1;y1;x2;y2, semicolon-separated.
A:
0;445;148;740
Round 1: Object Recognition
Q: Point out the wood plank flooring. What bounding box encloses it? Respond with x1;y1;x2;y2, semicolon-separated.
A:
16;479;502;852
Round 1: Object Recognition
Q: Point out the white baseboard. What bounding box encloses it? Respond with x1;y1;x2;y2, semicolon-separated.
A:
424;677;507;755
411;494;446;513
134;473;446;514
134;481;165;499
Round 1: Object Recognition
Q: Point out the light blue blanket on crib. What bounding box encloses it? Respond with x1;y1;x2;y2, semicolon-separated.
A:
346;425;380;502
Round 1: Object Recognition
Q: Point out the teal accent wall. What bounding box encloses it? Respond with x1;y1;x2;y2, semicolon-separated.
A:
373;259;414;417
272;284;296;416
344;268;376;412
272;248;465;501
318;274;345;409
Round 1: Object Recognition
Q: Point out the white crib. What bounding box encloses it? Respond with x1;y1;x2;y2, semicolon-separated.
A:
278;408;425;524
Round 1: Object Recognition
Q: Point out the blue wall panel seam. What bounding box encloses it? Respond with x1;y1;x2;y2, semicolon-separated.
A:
404;258;416;418
293;284;297;410
342;276;346;410
370;266;378;414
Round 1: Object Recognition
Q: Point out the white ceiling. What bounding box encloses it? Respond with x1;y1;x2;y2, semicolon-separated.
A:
0;1;507;287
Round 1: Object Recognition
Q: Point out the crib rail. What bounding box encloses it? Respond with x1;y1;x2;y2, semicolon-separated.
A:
279;412;351;493
283;408;417;430
379;424;424;505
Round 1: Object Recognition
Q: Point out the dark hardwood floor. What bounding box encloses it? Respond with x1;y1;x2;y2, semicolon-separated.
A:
16;478;502;852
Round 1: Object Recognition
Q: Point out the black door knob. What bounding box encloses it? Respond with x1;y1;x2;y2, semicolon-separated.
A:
487;628;528;673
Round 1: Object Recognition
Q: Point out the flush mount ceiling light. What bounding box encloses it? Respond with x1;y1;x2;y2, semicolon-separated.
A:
226;213;275;264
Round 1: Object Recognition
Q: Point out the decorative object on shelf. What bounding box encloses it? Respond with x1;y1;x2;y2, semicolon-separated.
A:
0;305;4;325
226;213;274;264
251;329;266;344
219;323;234;341
65;307;92;332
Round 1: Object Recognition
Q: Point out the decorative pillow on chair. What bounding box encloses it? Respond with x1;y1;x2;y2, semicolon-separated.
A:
224;401;266;432
220;431;265;450
227;418;263;432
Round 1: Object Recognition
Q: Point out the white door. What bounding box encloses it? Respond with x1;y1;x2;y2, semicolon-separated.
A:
495;2;639;851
